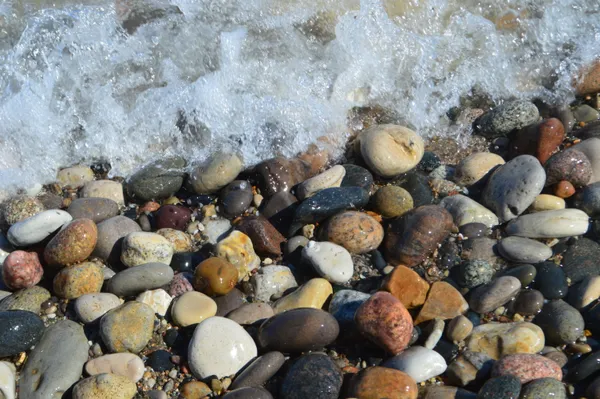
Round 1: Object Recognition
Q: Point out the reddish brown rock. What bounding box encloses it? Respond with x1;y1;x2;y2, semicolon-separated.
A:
53;261;104;299
1;251;43;290
253;156;316;198
320;211;384;254
155;205;192;231
44;219;98;267
193;257;239;296
575;60;600;95
348;367;418;399
235;216;285;257
492;353;562;384
139;201;160;213
354;291;413;355
383;205;454;267
545;148;592;187
554;180;576;198
537;118;565;165
169;272;194;297
381;265;430;309
415;281;469;325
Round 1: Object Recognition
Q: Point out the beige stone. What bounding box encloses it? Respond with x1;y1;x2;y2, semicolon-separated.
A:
85;353;145;382
72;373;136;399
466;322;545;360
296;165;345;200
57;165;94;188
120;232;174;267
570;276;600;309
454;152;505;186
171;291;217;327
530;194;566;212
273;278;333;314
189;152;243;194
81;180;125;207
156;228;194;253
216;230;260;281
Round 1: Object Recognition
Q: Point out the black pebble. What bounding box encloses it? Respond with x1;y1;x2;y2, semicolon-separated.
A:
477;375;521;399
170;251;204;273
147;349;174;372
535;262;568;299
163;328;179;347
418;151;441;172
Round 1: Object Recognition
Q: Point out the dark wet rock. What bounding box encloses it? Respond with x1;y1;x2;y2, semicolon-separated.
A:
476;375;521;399
170;251;204;273
253;156;314;198
261;191;298;234
574;181;600;216
155;205;192;231
535;262;568;299
126;156;186;201
534;299;585;345
67;198;119;223
230;351;285;390
221;180;253;218
236;216;285;257
474;100;539;138
510;289;544;316
341;164;374;191
520;378;566;399
419;151;442;172
396;171;434;207
279;353;342;399
147;349;174;372
562;238;600;284
567;350;600;383
0;310;44;357
459;223;489;239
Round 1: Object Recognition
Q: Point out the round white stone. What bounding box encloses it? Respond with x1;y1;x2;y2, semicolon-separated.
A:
251;265;298;302
440;194;499;228
506;209;590;238
7;210;72;247
188;316;257;379
302;241;354;284
136;289;172;316
382;346;447;382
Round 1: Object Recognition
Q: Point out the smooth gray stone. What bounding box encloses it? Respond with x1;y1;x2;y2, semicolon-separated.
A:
230;351;285;390
107;262;174;297
93;216;142;262
221;387;274;399
505;209;589;238
126;156;186;201
574;181;600;216
67;198;119;223
469;276;521;314
475;100;540;138
482;155;545;223
534;299;585;345
497;236;552;263
19;320;89;399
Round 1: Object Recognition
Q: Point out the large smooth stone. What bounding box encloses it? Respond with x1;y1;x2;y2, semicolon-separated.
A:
258;308;339;353
382;346;447;383
381;265;430;309
355;292;413;355
19;320;89;399
81;180;125;207
535;262;568;300
440;195;499;228
371;185;413;218
261;191;298;232
7;210;72;247
279;353;342;399
0;286;50;313
501;264;537;287
505;209;589;238
474;100;539;138
251;265;298;303
100;302;155;353
155;205;192;231
328;290;370;327
44;219;98;267
188;316;257;379
107;262;174;297
520;378;566;399
359;124;424;177
220;180;253;218
216;230;261;281
562;238;600;284
454;152;505;186
497;237;552;263
482;155;545;222
302;241;353;284
72;373;136;399
466;322;545;359
126;156;186;201
384;205;454;267
341;164;374;191
296;165;345;200
93;216;141;261
348;367;417;399
67;198;119;223
534;299;585;345
170;291;217;327
86;354;146;383
319;211;384;254
414;281;468;325
511;289;544;316
492;353;562;384
469;276;521;314
75;293;122;323
193;257;238;296
53;261;104;299
189;152;243;194
120;232;174;268
253;156;313;198
0;310;44;357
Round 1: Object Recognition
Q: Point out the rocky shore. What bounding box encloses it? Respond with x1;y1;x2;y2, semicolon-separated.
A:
3;67;600;399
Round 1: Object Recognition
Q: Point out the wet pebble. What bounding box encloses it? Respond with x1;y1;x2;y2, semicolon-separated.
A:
457;259;494;289
125;156;186;201
382;345;447;382
535;262;568;299
319;211;383;254
251;265;298;303
72;373;136;399
227;302;274;325
216;230;261;281
220;180;253;218
0;310;44;357
475;100;539;138
236;216;285;257
340;164;373;191
371;185;413;218
530;194;565;212
328;289;370;326
193;257;239;296
93;216;141;261
215;288;246;316
279;353;343;399
296;165;345;200
147;350;173;372
382;265;430;309
534;299;585;345
510;289;544;316
567;349;600;382
520;378;566;399
348;367;417;399
544;148;592;187
415;281;469;325
469;276;521;314
447;315;474;343
446;350;493;387
302;241;353;284
505;209;589;238
466;322;545;359
273;278;332;314
492;353;562;384
440;194;499;228
497;237;552;264
476;375;521;399
169;251;203;273
189;152;243;194
454;152;505;187
562;238;600;284
500;264;536;287
568;276;600;309
171;291;217;327
7;209;72;247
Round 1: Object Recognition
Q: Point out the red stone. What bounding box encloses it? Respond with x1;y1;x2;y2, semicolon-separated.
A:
169;272;194;297
537;118;565;165
235;216;285;257
575;60;600;95
554;180;576;198
354;291;413;355
2;250;43;291
492;353;563;384
155;205;192;231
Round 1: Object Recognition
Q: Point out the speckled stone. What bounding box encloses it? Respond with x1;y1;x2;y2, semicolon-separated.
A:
466;322;545;360
355;291;413;354
477;375;521;399
100;302;155;353
107;262;174;297
348;367;417;399
319;211;383;254
53;261;104;299
72;373;137;399
279;353;343;399
168;272;194;297
251;265;298;303
81;180;125;207
0;286;51;313
0;310;45;357
120;232;174;267
381;265;430;309
544;148;592;187
236;216;285;257
469;276;521;314
415;281;469;325
44;218;98;267
475;100;539;138
75;293;122;323
2;196;45;226
520;378;566;399
126;156;186;201
273;278;333;314
93;216;142;261
562;238;600;284
534;299;585;345
492;353;562;384
67;198;119;223
189;152;243;194
216;230;261;281
457;259;495;289
371;185;414;218
1;250;43;290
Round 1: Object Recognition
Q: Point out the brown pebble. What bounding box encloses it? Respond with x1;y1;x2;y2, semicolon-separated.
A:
575;60;600;96
415;281;469;325
537;118;565;164
319;211;384;254
193;257;239;296
381;265;429;309
44;219;98;267
545;149;592;187
235;216;285;257
348;366;417;399
554;180;576;198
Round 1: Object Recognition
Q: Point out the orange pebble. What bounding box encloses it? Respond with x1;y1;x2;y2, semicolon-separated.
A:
554;181;576;198
139;201;160;213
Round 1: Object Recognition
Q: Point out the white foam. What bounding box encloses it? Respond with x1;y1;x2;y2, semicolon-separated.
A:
1;0;600;192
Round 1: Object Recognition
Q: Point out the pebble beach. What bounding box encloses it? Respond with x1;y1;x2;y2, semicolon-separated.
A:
4;5;600;399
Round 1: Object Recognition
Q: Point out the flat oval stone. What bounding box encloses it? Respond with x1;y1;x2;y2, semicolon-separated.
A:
216;230;261;281
44;218;98;267
348;366;417;399
272;278;332;314
545;148;592;187
279;353;342;399
415;281;469;325
170;291;217;327
224;353;281;390
355;291;413;355
319;211;383;254
530;194;566;212
341;164;373;191
75;293;122;323
220;180;253;218
382;346;447;383
466;322;545;359
126;156;186;201
520;378;566;399
383;205;454;267
328;290;370;327
535;262;568;299
1;250;43;290
107;262;174;297
469;276;521;314
258;308;339;353
302;241;353;284
475;100;539;138
189;152;243;194
0;310;44;357
120;232;174;267
440;195;499;228
188;316;257;379
236;216;285;258
381;265;430;309
81;180;125;207
492;353;562;384
477;375;521;399
72;373;137;399
497;237;552;263
568;276;600;309
371;185;414;218
93;216;142;261
511;289;544;316
251;265;298;303
7;209;72;247
562;238;600;284
221;387;273;399
53;261;104;299
19;320;89;399
100;302;155;353
534;299;585;345
296;165;345;200
454;152;505;186
193;257;238;296
0;286;50;313
501;264;537;287
67;198;119;223
506;209;589;238
227;302;274;325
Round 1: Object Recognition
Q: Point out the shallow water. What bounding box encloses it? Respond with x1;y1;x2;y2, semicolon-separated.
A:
1;0;600;191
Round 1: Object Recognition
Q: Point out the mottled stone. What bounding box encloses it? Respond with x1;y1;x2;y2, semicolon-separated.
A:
0;286;50;313
155;205;192;231
67;198;119;223
477;375;521;399
497;237;552;264
381;265;430;309
467;322;545;359
440;195;499;228
180;381;212;398
384;205;454;267
189;152;243;194
279;353;342;399
382;346;447;382
453;152;505;187
120;232;174;267
562;238;600;284
520;378;566;399
168;272;193;297
355;291;413;354
273;278;332;314
193;257;238;296
53;261;104;299
371;185;413;218
492;353;562;384
469;276;521;314
544;148;592;187
230;351;285;390
253;156;315;198
348;367;417;399
75;293;122;323
475;100;539;138
171;291;217;327
44;218;97;267
100;302;155;353
251;265;298;303
236;216;285;257
57;165;94;188
319;211;383;254
107;262;174;297
93;216;142;261
505;209;589;238
2;196;45;226
7;209;72;247
534;299;585;345
81;180;125;207
415;282;469;325
216;230;260;281
1;251;43;290
0;310;44;357
72;373;137;399
302;241;353;284
156;228;193;253
126;156;186;201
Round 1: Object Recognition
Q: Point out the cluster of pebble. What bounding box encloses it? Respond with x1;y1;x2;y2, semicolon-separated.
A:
3;91;600;398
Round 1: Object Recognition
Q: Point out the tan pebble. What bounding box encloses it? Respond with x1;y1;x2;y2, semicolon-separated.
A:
296;165;345;200
466;322;545;359
273;278;333;314
85;353;145;382
171;291;217;327
446;315;473;343
81;180;125;207
72;373;136;399
454;152;505;186
156;228;194;253
215;231;260;281
529;194;566;212
57;165;94;189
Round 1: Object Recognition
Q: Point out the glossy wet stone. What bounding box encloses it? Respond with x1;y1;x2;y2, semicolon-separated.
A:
440;194;499;228
447;315;474;343
230;351;285;390
279;353;342;399
476;375;521;399
469;276;521;314
511;289;544;316
340;164;373;191
497;237;552;264
296;165;345;200
562;238;600;284
155;205;192;231
319;211;383;254
253;156;314;198
505;209;589;238
220;180;253;218
107;262;174;297
544;148;592;187
44;218;98;267
574;181;600;216
67;198;119;223
1;250;43;290
520;378;566;399
328;289;370;327
193;257;238;296
492;353;562;384
0;310;44;357
384;205;454;267
236;216;285;257
466;322;545;359
261;191;298;233
500;264;536;287
535;262;568;299
415;281;469;325
446;350;493;387
535;118;565;165
382;265;430;309
258;308;339;353
126;156;186;201
568;276;600;309
534;299;585;345
169;251;203;273
459;222;488;239
371;185;414;218
348;367;417;399
397;171;434;206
